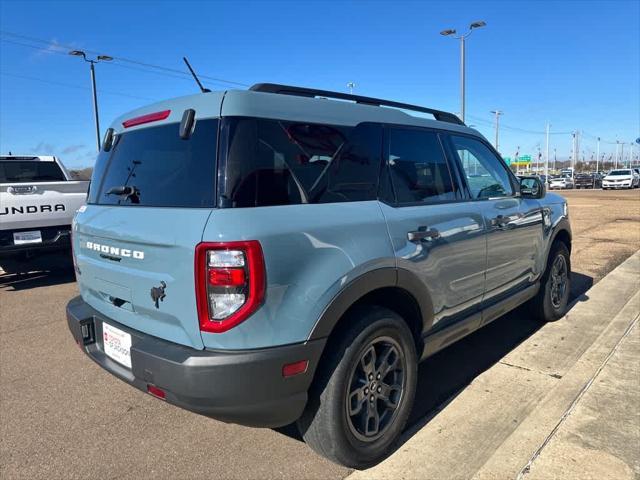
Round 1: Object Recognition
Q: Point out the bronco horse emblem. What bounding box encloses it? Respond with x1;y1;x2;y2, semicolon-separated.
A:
150;281;167;309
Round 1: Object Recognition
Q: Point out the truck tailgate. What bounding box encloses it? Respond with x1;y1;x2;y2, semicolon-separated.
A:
0;181;89;230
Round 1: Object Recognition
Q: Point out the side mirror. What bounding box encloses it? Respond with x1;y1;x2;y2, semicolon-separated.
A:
520;176;545;199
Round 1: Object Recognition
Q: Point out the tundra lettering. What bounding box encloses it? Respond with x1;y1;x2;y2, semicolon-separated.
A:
0;204;65;215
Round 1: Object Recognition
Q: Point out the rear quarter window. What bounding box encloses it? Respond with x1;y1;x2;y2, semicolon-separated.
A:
219;117;382;207
89;119;218;207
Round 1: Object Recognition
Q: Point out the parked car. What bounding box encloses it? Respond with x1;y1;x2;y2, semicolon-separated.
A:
602;169;639;189
574;173;602;189
66;84;572;468
0;155;89;273
548;175;574;190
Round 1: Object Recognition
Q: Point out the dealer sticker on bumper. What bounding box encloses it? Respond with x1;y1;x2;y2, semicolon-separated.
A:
13;230;42;245
103;322;132;368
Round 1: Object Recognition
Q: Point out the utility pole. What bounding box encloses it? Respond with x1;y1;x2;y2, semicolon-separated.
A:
615;141;620;169
69;50;113;152
440;21;487;123
575;131;580;175
596;137;600;173
571;132;576;173
621;143;625;167
544;123;550;183
491;110;503;151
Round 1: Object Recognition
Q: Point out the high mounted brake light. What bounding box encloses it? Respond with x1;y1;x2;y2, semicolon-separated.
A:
195;241;265;333
122;110;171;128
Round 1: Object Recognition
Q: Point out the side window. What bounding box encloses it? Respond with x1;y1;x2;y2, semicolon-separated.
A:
313;123;382;203
450;135;514;199
387;128;455;204
222;118;382;207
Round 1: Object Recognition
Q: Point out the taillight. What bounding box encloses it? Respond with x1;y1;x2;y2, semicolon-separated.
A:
195;241;265;333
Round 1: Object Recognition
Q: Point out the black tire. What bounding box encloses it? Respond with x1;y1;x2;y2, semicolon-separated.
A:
530;241;571;322
0;257;22;275
297;306;417;468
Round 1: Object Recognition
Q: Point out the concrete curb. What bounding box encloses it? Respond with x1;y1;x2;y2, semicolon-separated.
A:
347;251;640;480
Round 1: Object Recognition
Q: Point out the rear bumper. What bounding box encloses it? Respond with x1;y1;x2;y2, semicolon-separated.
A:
0;225;71;256
66;296;326;428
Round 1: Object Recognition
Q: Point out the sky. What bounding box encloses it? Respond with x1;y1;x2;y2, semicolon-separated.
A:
0;0;638;168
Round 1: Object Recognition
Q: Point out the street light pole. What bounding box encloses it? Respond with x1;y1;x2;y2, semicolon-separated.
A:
460;36;465;122
596;137;600;173
440;21;486;123
89;61;100;153
615;141;619;169
490;110;502;151
347;81;356;95
69;50;113;152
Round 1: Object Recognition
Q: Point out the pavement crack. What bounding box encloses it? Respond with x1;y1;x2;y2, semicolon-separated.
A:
499;361;532;372
499;361;563;379
515;314;640;479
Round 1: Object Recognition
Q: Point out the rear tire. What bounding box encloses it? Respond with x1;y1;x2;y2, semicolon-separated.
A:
297;306;417;468
530;241;571;322
0;257;22;275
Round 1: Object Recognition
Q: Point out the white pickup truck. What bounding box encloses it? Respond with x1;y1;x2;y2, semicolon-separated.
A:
0;155;89;272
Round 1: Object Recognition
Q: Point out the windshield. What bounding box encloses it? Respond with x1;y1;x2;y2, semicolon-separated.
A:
608;170;631;176
88;120;218;207
0;160;66;183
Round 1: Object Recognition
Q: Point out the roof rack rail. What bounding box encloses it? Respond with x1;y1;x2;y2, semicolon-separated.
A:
249;83;465;126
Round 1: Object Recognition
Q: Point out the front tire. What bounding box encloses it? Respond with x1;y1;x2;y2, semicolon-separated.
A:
297;306;417;468
530;241;571;322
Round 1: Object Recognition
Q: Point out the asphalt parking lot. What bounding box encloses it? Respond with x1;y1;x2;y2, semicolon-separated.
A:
1;189;639;480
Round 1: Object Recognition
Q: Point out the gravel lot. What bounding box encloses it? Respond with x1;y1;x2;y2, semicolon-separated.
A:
1;189;638;480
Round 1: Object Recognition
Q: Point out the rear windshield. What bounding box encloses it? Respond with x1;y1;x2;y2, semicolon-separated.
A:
0;160;66;183
88;119;218;207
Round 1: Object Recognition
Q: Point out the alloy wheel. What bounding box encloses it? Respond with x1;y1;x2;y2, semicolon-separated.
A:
345;336;407;442
550;254;568;309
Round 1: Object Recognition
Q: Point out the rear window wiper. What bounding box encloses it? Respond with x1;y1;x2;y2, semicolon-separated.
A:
105;185;140;204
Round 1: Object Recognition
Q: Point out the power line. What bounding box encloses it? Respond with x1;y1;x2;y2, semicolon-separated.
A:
0;37;69;56
0;72;156;101
0;37;240;89
466;114;572;135
0;30;250;87
581;130;625;145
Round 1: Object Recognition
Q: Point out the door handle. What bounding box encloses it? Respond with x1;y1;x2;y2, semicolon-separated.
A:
407;227;440;242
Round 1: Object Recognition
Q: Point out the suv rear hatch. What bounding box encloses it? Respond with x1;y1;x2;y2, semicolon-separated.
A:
74;103;221;349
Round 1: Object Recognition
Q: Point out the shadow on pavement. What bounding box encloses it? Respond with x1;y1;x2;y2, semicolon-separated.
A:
0;253;76;291
275;270;595;452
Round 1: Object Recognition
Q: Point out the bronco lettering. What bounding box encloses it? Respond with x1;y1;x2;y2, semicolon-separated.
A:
85;241;144;259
